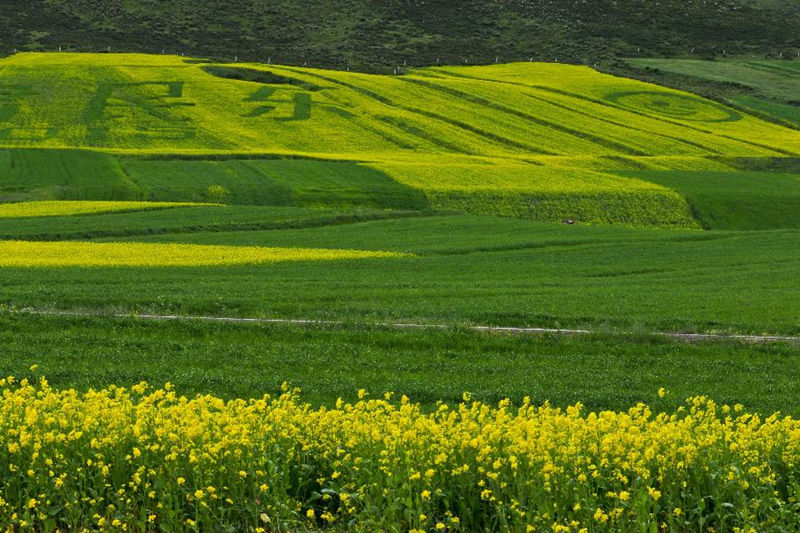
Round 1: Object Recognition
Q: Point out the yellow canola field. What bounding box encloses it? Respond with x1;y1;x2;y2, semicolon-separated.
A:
0;378;797;531
3;52;800;157
0;241;405;267
0;201;213;218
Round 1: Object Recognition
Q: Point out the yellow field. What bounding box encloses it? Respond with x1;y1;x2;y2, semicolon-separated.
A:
0;241;406;267
0;201;213;218
0;377;796;531
2;53;799;158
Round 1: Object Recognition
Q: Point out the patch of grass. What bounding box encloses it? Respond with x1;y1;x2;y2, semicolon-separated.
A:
122;158;430;209
0;205;424;241
617;170;800;229
374;161;698;227
0;240;404;267
1;314;798;415
0;149;139;201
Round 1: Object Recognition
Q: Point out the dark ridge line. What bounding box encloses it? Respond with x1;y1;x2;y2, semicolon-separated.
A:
0;210;437;242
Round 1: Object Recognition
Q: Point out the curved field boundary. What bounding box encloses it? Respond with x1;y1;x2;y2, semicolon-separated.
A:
10;309;799;344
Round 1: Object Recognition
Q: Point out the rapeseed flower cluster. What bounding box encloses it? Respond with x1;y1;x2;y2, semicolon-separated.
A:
0;376;798;531
0;201;213;219
0;241;405;268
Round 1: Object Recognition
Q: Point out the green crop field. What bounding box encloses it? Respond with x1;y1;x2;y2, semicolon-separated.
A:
1;52;800;531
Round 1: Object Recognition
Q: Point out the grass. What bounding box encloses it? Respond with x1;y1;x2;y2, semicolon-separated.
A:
121;157;429;209
1;313;798;415
0;149;137;201
614;170;800;230
0;213;796;335
0;204;421;241
374;161;697;227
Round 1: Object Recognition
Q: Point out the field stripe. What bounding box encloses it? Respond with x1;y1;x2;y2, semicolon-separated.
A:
0;209;436;242
8;308;799;344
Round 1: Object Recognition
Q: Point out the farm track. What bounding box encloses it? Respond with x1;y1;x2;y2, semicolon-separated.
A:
9;308;799;344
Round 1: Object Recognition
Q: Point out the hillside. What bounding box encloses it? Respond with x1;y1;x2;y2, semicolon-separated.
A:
2;52;800;228
1;1;799;70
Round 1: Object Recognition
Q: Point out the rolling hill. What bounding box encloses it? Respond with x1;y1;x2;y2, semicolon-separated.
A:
1;52;800;228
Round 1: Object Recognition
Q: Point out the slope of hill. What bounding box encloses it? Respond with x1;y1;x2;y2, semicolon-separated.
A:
1;1;799;69
2;52;800;228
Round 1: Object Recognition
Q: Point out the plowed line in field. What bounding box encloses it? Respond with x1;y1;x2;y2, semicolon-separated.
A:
8;308;799;344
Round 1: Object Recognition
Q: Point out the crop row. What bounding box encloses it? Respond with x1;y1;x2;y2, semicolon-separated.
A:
0;241;405;267
0;201;212;219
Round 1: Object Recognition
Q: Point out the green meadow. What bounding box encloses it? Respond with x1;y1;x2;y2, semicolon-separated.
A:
0;52;799;410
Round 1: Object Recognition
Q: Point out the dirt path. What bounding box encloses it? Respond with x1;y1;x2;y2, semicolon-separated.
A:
7;308;799;344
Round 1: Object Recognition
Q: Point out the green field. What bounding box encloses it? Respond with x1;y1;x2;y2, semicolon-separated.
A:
1;314;798;415
0;210;798;335
1;52;800;531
